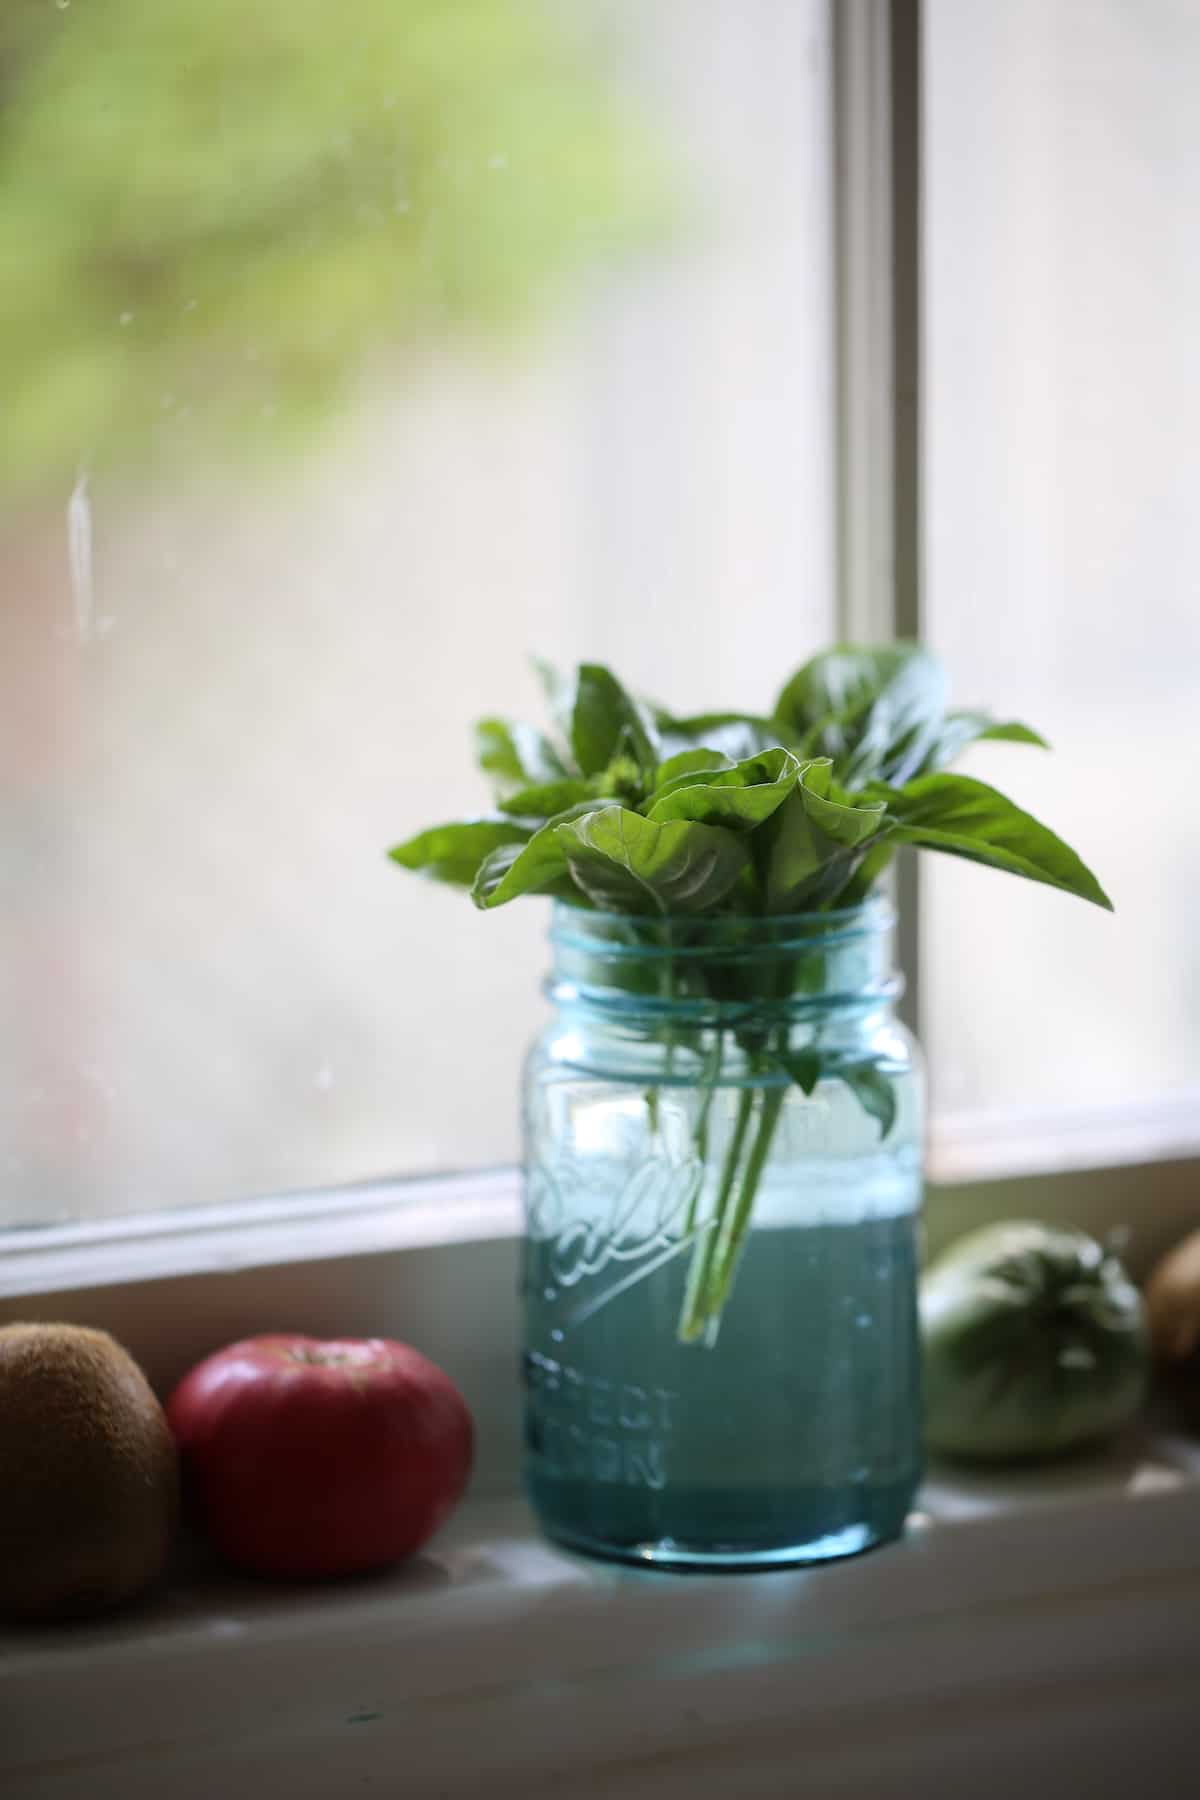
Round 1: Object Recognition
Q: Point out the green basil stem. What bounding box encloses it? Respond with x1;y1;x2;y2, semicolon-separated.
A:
690;1030;724;1170
679;1031;725;1254
677;1082;755;1343
646;927;679;1141
677;1026;791;1345
702;1077;787;1323
661;932;678;1093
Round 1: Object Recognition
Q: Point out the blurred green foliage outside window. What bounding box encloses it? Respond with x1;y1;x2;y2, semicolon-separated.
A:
0;0;667;500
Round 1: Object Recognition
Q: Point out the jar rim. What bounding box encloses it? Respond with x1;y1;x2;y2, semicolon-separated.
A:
550;892;895;955
546;891;900;1018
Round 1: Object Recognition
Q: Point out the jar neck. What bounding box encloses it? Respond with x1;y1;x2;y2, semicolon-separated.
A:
546;897;901;1033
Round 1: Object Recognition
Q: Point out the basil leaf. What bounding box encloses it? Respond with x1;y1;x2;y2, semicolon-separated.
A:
879;772;1113;909
757;760;888;911
838;652;948;785
555;805;750;914
475;718;569;787
838;1065;897;1139
973;720;1048;747
652;748;736;788
920;711;1049;773
775;643;948;788
837;837;898;904
471;842;576;908
569;664;658;777
778;1049;823;1096
498;778;594;818
392;646;1111;926
778;1049;896;1137
646;748;800;830
800;761;889;843
475;719;525;783
472;799;608;909
658;712;782;764
389;818;531;887
531;657;574;739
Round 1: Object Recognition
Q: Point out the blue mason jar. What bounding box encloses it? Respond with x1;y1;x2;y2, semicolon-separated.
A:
520;897;923;1570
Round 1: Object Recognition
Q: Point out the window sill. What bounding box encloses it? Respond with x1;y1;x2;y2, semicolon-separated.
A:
5;1434;1200;1800
0;1168;522;1300
927;1091;1200;1184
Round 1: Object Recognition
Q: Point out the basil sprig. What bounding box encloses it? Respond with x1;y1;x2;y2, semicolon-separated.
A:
390;644;1110;1342
393;644;1108;916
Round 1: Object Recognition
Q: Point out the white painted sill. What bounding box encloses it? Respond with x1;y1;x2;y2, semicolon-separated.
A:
5;1440;1200;1800
5;1169;1200;1799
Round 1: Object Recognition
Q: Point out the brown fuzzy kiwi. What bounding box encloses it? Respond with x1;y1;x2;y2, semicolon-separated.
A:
1145;1230;1200;1366
1144;1231;1200;1432
0;1323;179;1623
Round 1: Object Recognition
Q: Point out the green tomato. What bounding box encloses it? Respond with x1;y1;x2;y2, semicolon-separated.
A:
921;1221;1148;1463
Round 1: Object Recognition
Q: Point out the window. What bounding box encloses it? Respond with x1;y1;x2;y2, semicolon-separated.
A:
2;0;834;1228
923;0;1200;1180
2;0;1195;1251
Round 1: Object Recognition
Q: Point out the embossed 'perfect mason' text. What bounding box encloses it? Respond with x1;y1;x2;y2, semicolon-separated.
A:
524;1350;677;1491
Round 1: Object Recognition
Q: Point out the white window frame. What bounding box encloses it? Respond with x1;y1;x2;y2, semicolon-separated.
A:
835;0;1200;1236
2;0;1195;1422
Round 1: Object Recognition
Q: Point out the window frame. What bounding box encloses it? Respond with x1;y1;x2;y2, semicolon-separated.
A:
2;0;1195;1364
839;0;1200;1213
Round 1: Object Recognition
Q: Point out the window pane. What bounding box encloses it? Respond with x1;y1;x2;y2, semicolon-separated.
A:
2;1;835;1225
923;0;1200;1165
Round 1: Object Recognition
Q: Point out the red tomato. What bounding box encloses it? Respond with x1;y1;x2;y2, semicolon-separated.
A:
166;1335;473;1579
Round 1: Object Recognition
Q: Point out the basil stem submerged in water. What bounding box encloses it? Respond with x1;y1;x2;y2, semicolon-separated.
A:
389;644;1112;1344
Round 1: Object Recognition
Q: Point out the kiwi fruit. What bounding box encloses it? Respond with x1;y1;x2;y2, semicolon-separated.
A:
0;1323;179;1623
1145;1230;1200;1432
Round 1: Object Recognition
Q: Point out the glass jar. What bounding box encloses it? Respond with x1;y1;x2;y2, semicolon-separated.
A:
520;896;923;1570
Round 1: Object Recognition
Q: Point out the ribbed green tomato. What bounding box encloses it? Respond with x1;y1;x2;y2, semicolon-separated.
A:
921;1221;1148;1462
